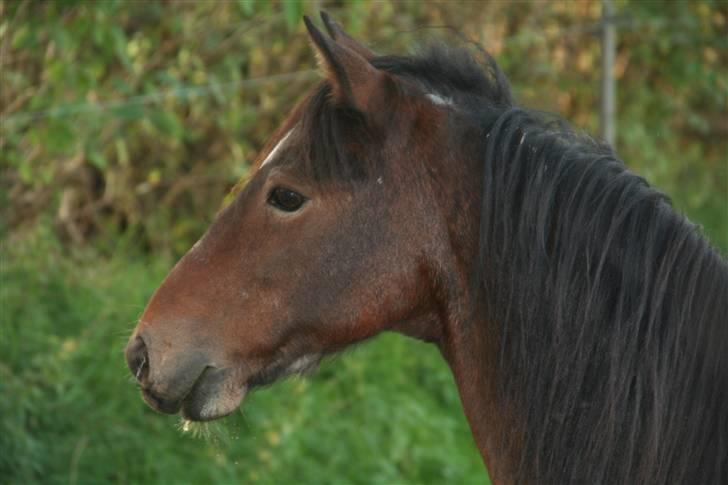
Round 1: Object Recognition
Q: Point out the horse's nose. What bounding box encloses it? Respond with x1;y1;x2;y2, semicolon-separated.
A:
125;334;150;385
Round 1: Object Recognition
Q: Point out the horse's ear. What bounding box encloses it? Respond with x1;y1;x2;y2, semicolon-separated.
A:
304;15;388;115
320;11;375;61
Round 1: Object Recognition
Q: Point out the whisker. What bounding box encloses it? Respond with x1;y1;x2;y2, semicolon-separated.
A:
135;356;146;380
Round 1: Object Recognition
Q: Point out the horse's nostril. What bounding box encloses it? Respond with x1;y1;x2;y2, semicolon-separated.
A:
125;335;150;384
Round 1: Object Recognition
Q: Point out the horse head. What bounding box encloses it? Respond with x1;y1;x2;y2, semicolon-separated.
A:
125;13;470;423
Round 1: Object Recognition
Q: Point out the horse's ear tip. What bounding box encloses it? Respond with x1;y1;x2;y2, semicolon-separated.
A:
303;15;317;29
303;15;320;38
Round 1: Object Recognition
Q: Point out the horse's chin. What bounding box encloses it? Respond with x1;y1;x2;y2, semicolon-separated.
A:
180;385;247;421
178;367;248;422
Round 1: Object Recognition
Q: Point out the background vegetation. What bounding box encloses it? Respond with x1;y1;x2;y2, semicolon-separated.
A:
1;1;725;484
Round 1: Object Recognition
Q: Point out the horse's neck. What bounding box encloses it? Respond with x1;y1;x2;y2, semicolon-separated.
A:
441;307;520;484
420;135;523;483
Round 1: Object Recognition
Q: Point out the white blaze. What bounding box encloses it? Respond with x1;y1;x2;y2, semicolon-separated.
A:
260;130;294;168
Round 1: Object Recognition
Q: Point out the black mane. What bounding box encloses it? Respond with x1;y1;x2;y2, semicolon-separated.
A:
405;47;728;484
478;105;727;483
372;44;513;109
297;44;728;482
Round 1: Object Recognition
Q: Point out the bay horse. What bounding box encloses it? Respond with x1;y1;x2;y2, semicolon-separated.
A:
125;13;728;484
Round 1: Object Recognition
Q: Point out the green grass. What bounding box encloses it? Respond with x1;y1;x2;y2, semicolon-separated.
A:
0;227;487;484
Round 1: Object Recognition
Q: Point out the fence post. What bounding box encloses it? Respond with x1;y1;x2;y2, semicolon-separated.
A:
601;0;617;148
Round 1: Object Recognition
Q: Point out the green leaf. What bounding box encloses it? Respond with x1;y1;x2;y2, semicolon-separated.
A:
110;26;130;69
237;0;255;16
149;110;184;139
111;102;144;121
11;25;31;50
88;150;108;170
45;122;75;155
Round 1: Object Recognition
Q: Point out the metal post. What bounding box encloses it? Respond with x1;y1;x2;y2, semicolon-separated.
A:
601;0;617;148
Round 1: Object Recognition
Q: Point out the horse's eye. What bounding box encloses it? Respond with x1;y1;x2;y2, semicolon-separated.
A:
268;187;306;212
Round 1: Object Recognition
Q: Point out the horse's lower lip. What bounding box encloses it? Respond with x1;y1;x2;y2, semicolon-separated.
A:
178;367;248;421
178;361;286;421
179;384;248;422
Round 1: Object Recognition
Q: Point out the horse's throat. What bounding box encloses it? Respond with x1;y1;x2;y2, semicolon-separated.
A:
445;323;520;485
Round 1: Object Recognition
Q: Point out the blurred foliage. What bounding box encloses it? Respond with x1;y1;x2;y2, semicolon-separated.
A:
1;0;725;255
1;0;726;483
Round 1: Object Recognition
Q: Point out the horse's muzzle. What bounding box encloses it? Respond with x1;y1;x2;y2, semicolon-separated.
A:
125;332;246;421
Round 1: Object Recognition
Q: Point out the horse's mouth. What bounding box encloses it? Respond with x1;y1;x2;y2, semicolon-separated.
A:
141;354;321;422
139;366;245;421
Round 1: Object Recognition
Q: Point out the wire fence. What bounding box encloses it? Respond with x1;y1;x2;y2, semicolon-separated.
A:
2;70;318;127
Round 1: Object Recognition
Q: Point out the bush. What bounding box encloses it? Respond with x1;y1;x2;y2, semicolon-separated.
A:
2;0;725;254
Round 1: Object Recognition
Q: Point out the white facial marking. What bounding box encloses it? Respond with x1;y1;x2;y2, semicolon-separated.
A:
260;129;293;168
286;354;320;375
426;93;454;107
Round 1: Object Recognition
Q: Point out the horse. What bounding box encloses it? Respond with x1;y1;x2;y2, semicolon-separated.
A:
125;13;728;484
